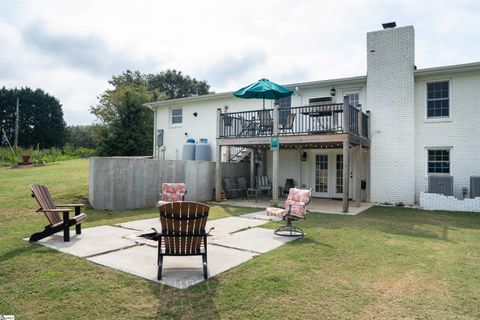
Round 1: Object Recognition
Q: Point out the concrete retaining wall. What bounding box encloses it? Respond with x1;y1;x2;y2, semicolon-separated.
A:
89;157;249;210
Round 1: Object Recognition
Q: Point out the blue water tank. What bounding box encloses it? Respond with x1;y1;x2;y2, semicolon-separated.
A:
182;139;196;160
195;138;211;161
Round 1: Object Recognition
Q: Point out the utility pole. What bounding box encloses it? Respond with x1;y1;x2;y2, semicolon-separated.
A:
14;98;19;148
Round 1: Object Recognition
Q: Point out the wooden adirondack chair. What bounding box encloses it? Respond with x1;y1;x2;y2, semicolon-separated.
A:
29;184;87;242
155;202;210;280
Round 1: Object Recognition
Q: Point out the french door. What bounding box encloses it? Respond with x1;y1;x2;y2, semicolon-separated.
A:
311;151;353;198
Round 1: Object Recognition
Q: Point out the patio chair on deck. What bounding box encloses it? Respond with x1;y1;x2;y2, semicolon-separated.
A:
29;184;87;242
154;202;211;280
266;187;312;237
279;112;296;134
257;110;273;134
157;183;186;207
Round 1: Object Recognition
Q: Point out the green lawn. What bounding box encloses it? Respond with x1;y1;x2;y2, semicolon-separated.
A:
1;159;479;319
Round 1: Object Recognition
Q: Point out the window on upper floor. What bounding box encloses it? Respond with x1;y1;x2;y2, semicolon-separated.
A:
344;93;359;108
170;108;183;125
274;96;291;108
427;81;449;118
427;148;450;174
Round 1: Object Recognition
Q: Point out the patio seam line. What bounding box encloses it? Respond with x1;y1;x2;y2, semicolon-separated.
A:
82;243;141;259
110;224;147;232
208;242;262;255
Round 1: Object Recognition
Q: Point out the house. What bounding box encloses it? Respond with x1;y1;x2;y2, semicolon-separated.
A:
145;23;480;210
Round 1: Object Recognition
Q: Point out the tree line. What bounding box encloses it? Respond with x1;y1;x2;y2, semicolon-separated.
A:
0;70;211;156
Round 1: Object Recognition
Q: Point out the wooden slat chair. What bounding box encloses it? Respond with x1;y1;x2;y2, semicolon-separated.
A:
29;184;87;242
266;187;312;237
155;202;210;280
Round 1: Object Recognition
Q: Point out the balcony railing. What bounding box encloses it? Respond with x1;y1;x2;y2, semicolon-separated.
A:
218;102;369;139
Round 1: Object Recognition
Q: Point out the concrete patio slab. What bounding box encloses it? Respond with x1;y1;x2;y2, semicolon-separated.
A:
117;216;268;241
88;244;256;289
34;226;136;258
210;227;297;253
219;199;373;215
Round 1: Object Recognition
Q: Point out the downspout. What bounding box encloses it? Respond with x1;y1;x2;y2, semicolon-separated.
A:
153;107;158;159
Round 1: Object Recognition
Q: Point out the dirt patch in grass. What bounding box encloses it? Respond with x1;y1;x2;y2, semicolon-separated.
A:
361;273;452;319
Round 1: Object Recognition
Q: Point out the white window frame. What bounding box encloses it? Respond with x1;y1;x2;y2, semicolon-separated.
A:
425;147;452;176
169;107;183;127
424;79;452;122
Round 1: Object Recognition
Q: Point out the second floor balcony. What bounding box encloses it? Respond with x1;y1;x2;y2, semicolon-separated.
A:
218;101;370;142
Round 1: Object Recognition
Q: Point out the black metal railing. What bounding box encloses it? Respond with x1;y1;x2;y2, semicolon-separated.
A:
281;104;344;136
348;104;358;135
219;103;369;139
229;146;248;162
362;113;369;138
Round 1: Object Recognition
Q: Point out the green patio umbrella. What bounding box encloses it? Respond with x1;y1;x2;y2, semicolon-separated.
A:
233;78;293;109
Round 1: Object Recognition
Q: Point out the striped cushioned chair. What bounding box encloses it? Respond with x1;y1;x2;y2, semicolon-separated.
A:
29;184;87;242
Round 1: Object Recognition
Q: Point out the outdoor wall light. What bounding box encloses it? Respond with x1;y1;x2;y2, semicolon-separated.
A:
301;152;307;161
330;86;336;97
193;112;198;117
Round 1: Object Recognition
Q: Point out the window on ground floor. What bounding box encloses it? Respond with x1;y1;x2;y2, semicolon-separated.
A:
427;148;450;174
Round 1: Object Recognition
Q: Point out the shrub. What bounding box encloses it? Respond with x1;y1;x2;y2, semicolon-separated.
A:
0;145;97;166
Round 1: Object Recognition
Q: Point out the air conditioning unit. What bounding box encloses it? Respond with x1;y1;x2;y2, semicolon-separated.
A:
471;176;480;198
428;175;453;196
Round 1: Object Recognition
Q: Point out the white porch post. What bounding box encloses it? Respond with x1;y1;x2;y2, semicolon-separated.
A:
215;108;222;202
272;104;279;207
250;148;255;188
355;145;362;207
342;140;350;213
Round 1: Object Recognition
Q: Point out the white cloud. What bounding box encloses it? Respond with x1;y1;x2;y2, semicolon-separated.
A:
0;0;479;124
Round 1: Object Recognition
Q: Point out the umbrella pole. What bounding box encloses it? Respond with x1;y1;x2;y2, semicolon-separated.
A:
263;98;265;110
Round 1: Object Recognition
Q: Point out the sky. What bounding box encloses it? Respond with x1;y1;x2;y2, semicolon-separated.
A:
0;0;479;125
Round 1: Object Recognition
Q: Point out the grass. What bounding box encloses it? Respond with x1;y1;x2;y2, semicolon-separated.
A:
1;159;479;319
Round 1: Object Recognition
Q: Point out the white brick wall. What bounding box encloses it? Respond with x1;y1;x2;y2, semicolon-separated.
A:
420;192;480;212
366;26;416;204
414;72;480;200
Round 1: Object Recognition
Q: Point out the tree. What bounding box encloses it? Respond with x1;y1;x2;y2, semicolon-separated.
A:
91;69;211;156
0;87;67;148
66;125;98;148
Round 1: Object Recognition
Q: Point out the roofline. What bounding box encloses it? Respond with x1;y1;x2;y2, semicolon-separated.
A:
144;61;480;109
414;61;480;77
144;75;366;108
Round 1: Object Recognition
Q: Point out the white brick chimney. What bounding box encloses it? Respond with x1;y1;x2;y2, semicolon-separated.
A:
366;25;415;204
